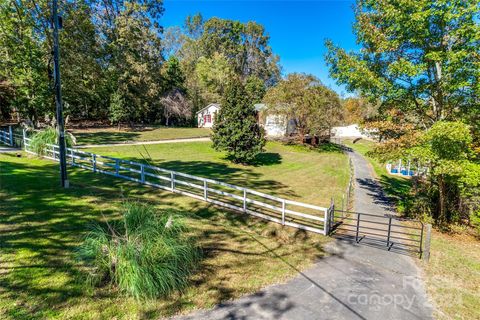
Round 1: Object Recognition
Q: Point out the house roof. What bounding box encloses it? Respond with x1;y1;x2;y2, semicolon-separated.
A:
196;103;220;115
254;103;267;112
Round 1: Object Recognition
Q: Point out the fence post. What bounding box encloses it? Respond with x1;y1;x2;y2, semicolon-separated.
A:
243;189;247;213
203;180;208;200
8;126;13;146
355;213;361;242
330;198;335;230
71;148;75;165
140;164;145;183
281;199;286;225
115;159;119;176
423;224;432;262
92;154;97;173
170;172;175;191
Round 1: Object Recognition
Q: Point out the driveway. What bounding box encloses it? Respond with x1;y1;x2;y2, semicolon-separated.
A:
171;149;433;320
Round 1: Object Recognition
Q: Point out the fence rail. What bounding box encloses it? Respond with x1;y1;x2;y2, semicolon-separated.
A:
0;126;13;146
24;137;332;235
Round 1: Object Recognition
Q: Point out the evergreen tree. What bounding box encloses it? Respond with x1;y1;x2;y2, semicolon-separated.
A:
212;80;266;164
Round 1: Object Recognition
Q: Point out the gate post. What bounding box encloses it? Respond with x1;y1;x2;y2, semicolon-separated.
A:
355;213;361;242
423;224;432;262
386;217;392;247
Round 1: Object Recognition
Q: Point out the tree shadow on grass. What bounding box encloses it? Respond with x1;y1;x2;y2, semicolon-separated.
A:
75;131;141;145
118;156;298;199
0;153;325;319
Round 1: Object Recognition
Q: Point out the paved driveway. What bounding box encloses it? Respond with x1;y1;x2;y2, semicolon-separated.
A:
172;150;434;320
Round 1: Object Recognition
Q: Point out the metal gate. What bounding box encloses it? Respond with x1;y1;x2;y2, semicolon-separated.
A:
331;210;426;257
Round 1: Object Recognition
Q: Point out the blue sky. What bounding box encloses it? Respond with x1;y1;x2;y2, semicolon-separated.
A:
161;0;360;97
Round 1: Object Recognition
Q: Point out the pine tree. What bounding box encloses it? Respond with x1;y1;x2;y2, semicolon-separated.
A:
212;80;266;164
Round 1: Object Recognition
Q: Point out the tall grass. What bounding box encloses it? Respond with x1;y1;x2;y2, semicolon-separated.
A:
78;202;201;299
29;127;76;155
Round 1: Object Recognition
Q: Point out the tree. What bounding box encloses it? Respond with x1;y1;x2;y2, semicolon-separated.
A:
263;73;342;139
325;0;479;128
160;89;191;126
108;90;128;129
406;121;479;224
195;53;234;103
342;97;378;125
172;14;281;118
212;80;266;164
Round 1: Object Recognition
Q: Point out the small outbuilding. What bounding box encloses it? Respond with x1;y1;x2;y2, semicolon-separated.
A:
197;103;220;128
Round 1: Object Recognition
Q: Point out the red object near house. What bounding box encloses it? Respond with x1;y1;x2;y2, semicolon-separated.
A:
204;114;211;124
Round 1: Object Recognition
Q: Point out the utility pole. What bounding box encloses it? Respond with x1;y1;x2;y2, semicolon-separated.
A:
52;0;68;188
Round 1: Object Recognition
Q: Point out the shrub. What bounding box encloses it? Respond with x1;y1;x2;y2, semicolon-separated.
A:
78;202;201;299
29;127;75;155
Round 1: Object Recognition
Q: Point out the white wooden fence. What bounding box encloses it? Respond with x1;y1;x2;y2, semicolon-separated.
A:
24;136;334;235
0;126;13;146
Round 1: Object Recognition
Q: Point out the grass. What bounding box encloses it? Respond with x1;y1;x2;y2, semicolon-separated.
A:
78;202;201;299
71;126;211;145
86;141;350;207
343;138;480;320
420;229;480;320
0;142;346;319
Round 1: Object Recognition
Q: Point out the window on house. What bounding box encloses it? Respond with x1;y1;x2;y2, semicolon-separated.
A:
204;114;211;123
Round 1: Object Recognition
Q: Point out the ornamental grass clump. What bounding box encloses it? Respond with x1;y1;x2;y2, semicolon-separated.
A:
78;202;201;299
29;127;76;155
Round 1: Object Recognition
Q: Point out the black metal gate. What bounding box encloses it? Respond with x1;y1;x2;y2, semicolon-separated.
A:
331;210;425;257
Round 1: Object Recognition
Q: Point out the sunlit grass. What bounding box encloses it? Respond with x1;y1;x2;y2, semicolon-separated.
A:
0;144;341;319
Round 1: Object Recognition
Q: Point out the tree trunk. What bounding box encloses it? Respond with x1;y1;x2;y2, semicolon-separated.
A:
438;174;447;224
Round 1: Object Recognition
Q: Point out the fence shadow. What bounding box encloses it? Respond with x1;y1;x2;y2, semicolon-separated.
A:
75;131;141;145
0;153;325;319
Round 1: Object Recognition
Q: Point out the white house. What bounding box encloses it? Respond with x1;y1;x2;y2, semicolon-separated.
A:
197;103;220;128
196;103;294;137
331;124;373;140
254;103;293;137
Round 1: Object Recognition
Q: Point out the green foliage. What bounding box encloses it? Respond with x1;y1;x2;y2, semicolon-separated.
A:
171;14;281;115
263;73;343;138
1;0;166;124
108;90;128;126
29;127;75;155
78;202;201;299
326;0;480;126
406;121;479;225
245;75;266;104
212;80;266;163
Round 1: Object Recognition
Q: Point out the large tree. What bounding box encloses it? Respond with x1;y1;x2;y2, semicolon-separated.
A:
167;14;281;117
263;73;343;139
325;0;479;128
325;0;480;226
0;0;166;125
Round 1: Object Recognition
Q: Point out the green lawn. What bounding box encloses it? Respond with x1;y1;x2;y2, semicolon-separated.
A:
86;141;350;207
0;142;348;319
71;126;211;145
